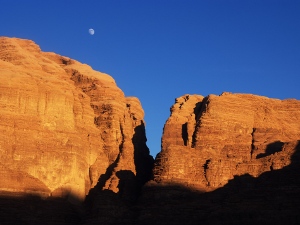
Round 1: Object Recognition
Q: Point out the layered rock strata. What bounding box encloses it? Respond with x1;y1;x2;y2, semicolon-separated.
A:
154;93;300;189
0;37;153;203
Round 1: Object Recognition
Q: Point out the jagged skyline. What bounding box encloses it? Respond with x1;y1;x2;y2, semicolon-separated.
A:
1;0;299;157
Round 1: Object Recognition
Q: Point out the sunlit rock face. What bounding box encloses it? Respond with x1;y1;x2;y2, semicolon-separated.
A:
2;36;300;225
154;92;300;190
0;37;153;202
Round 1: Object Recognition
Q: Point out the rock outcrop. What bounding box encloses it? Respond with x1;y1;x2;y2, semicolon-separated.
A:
137;93;300;225
137;141;300;225
154;93;300;190
0;37;153;205
1;36;300;225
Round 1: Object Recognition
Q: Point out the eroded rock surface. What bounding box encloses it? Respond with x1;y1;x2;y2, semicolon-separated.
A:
137;93;300;225
138;140;300;225
1;37;300;225
154;92;300;189
0;37;153;204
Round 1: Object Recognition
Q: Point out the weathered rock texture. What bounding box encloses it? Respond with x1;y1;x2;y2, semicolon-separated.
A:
0;37;153;206
138;141;300;225
137;93;300;225
1;36;300;225
154;93;300;189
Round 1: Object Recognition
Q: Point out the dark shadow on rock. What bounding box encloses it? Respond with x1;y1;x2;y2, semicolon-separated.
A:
191;98;207;148
181;101;203;148
2;141;299;225
0;192;83;225
116;170;138;203
82;189;137;225
83;153;120;213
132;121;154;186
193;101;204;119
81;121;154;225
82;170;139;225
95;154;120;191
182;122;188;146
136;141;300;225
256;141;284;159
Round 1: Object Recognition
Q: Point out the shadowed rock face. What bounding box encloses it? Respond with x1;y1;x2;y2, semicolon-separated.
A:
138;141;300;225
154;92;300;190
0;37;153;203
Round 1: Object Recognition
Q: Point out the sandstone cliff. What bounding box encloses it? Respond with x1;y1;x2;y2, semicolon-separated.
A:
1;37;300;225
154;93;300;190
138;141;300;225
137;93;300;225
0;37;153;204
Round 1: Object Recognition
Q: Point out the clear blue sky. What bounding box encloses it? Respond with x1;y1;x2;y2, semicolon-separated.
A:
1;0;299;157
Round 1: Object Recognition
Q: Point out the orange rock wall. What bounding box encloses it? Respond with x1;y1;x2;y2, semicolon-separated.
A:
0;37;152;201
155;92;300;189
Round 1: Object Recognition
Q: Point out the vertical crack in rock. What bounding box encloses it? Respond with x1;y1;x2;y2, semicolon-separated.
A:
162;94;204;150
191;97;208;148
119;122;125;154
203;159;211;186
182;122;188;146
251;128;256;159
182;99;204;147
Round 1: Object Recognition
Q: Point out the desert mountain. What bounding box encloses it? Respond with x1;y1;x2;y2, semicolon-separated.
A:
0;37;299;225
0;36;153;201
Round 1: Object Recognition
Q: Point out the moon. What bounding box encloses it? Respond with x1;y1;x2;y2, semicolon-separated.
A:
89;28;95;35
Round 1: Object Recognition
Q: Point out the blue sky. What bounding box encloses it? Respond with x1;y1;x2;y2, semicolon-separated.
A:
1;0;299;157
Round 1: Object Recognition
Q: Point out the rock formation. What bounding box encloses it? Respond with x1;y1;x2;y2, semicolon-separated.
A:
0;37;153;205
138;141;300;225
138;93;300;225
1;36;300;225
154;93;300;190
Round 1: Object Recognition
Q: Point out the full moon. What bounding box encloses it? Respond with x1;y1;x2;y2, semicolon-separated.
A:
89;28;95;35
